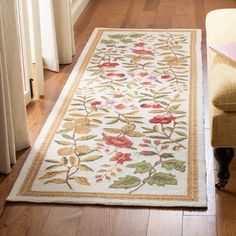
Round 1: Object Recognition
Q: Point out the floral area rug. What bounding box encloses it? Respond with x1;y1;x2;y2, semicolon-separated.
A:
8;29;206;207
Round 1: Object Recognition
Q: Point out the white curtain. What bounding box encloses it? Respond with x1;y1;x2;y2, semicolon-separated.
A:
39;0;75;72
0;0;30;174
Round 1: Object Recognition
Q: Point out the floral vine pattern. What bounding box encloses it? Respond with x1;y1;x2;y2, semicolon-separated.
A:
38;30;192;194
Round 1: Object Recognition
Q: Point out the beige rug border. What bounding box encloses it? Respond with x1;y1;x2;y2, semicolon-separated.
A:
7;28;207;207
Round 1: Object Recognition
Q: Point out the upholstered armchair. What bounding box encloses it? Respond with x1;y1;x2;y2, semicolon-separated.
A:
206;9;236;188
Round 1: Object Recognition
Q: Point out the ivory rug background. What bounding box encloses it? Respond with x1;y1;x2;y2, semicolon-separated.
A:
8;28;206;207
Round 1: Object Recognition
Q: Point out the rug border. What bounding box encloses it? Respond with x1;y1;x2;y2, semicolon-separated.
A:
7;28;207;207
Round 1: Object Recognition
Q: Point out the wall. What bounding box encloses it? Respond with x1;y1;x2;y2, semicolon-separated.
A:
71;0;89;24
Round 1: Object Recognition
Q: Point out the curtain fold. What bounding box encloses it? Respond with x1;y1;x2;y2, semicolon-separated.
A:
39;0;75;72
0;0;30;174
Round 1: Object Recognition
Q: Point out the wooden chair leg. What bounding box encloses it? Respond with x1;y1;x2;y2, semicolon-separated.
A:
214;148;234;189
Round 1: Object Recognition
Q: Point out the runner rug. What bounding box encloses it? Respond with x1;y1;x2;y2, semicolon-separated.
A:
8;28;206;207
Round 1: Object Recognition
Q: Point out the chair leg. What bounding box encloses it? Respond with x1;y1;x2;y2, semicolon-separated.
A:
214;148;234;189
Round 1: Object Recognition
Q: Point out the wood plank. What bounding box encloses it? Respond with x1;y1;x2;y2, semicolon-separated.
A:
75;206;117;236
154;0;174;28
137;11;156;28
40;205;84;236
0;204;50;236
183;216;217;236
147;210;182;236
112;208;149;236
143;0;160;11
216;170;236;236
0;149;30;216
172;0;196;28
84;0;131;28
121;0;145;28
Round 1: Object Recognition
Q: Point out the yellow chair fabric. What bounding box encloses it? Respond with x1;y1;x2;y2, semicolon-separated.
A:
206;9;236;147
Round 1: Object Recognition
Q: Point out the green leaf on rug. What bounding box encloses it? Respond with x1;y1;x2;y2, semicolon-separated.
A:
62;134;73;140
76;135;97;141
57;129;73;134
173;137;186;142
77;164;94;172
138;98;153;103
107;118;119;124
108;34;125;39
140;151;157;156
125;131;144;137
100;39;116;44
162;160;186;172
92;119;102;124
58;147;74;156
44;179;66;184
73;176;90;186
109;175;141;189
75;145;92;154
122;123;136;132
160;153;174;159
45;159;60;163
80;155;102;162
45;164;61;171
159;34;169;37
128;34;145;38
174;111;186;115
55;141;72;146
39;171;67;180
142;56;155;60
121;38;133;44
127;161;152;174
69;113;86;117
149;135;168;139
148;173;177;186
89;113;106;117
126;55;139;59
174;130;187;137
103;128;122;134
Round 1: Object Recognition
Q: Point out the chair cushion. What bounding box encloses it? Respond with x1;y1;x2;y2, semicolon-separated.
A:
211;55;236;111
211;105;236;147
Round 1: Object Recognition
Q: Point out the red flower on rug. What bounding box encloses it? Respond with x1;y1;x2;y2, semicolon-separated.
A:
161;74;171;79
103;135;133;148
113;93;124;98
149;115;176;124
154;140;161;145
91;100;102;107
143;138;151;144
115;103;126;109
161;144;169;150
139;143;150;147
106;73;125;77
132;49;153;55
152;104;162;109
139;72;149;77
110;152;132;164
134;42;145;47
140;82;151;85
98;62;119;69
140;103;152;108
140;103;161;108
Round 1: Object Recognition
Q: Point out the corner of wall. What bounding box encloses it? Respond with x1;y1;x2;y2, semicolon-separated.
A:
71;0;89;25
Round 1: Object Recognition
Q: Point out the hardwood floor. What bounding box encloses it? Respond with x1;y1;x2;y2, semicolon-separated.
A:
1;0;236;235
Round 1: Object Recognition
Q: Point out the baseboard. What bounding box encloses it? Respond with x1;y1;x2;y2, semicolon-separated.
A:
71;0;89;24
